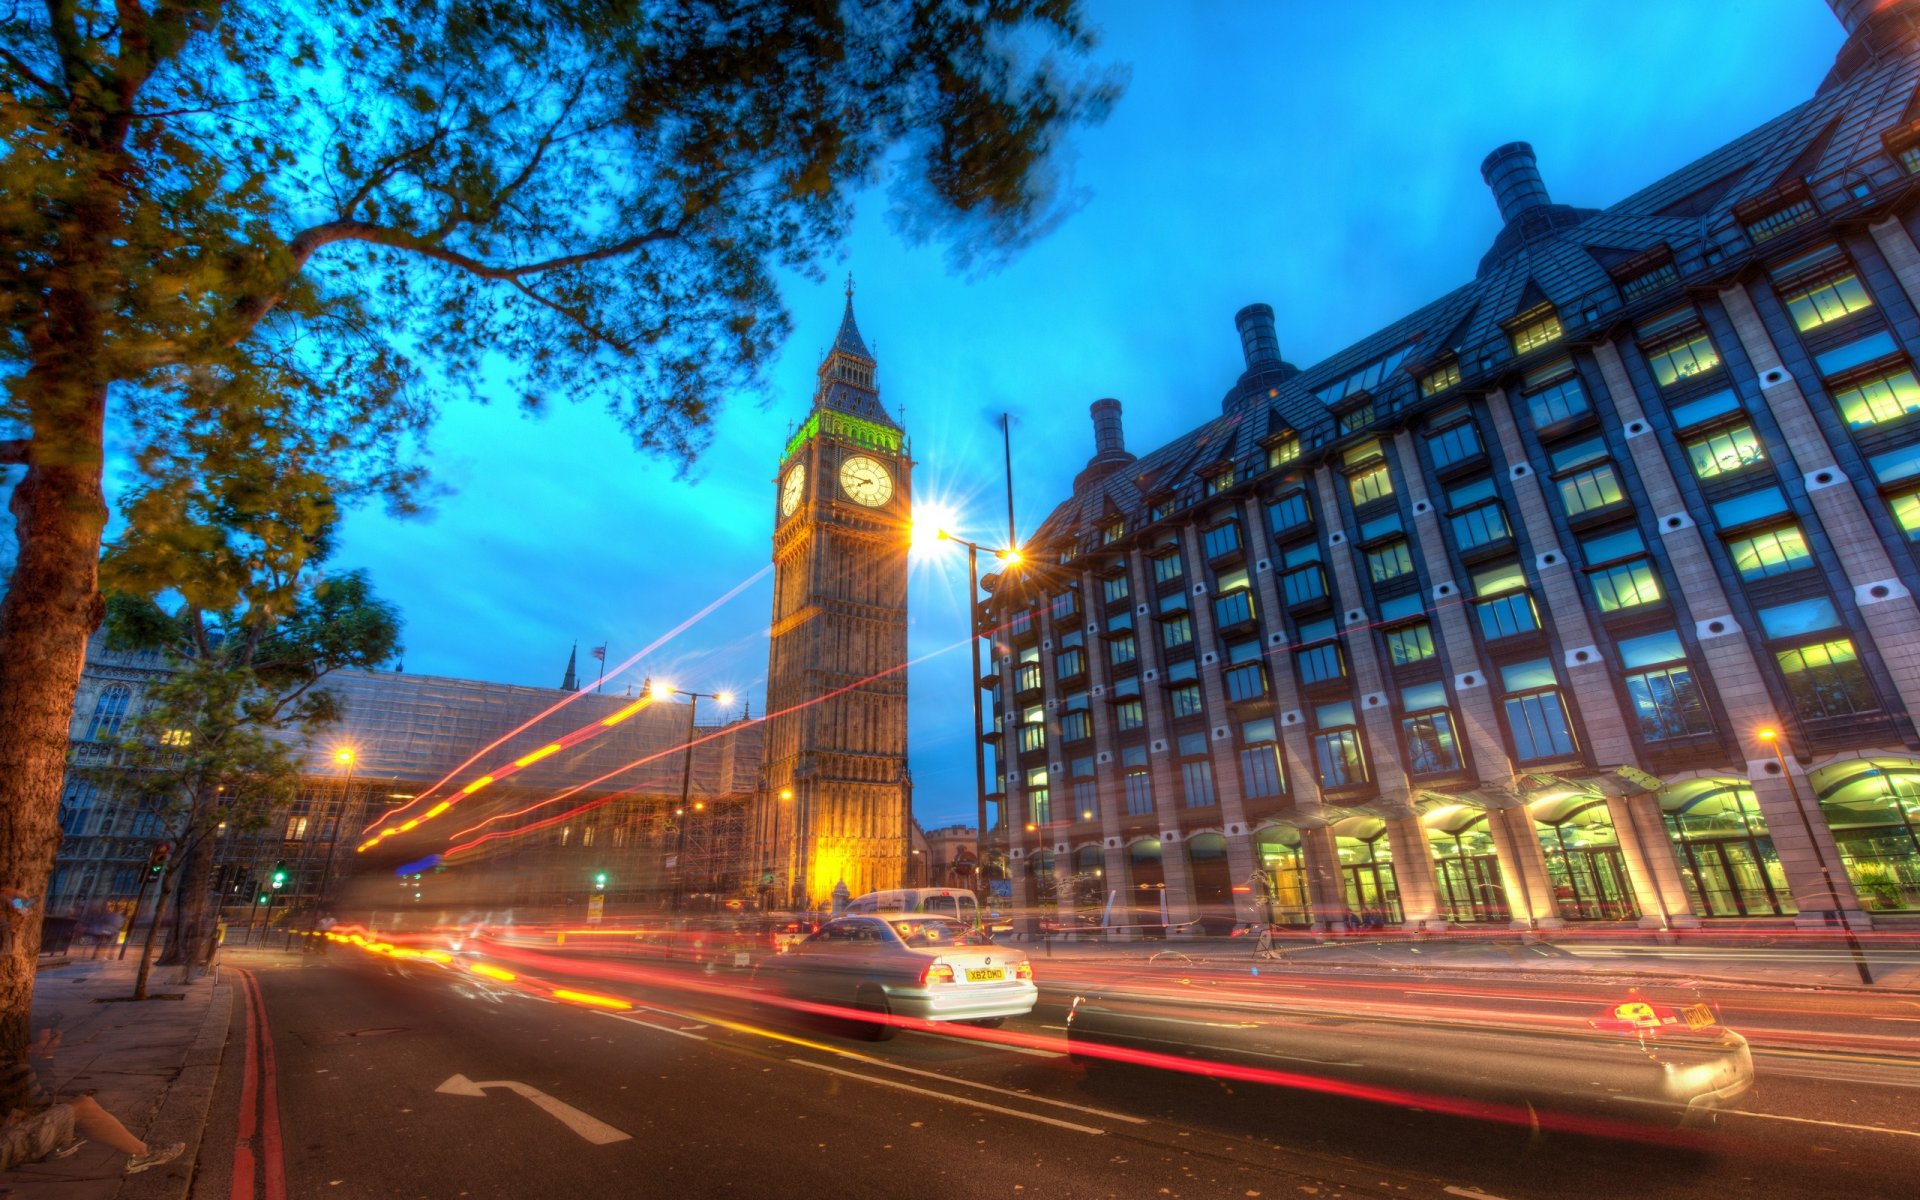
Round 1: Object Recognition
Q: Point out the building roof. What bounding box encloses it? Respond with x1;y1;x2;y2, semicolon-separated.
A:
1033;17;1920;550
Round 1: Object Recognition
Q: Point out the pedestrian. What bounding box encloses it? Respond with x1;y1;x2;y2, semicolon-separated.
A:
204;918;227;971
0;888;184;1176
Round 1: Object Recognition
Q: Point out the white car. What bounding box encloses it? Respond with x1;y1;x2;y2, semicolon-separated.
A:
757;914;1037;1039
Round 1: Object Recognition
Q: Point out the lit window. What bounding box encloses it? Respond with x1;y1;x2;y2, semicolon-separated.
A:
1557;462;1626;516
1902;143;1920;174
1590;559;1662;612
1384;621;1436;665
1832;366;1920;430
1645;329;1721;386
1268;435;1301;468
1348;463;1394;506
159;728;192;747
1501;659;1576;761
1121;746;1153;814
1776;639;1878;720
1102;519;1125;545
1510;305;1564;355
1618;630;1713;742
1782;270;1872;331
1686;424;1766;478
1365;539;1414;583
1339;403;1377;435
1725;524;1812;579
1744;197;1816;242
1207;467;1237;496
1421;361;1461;396
1890;491;1920;541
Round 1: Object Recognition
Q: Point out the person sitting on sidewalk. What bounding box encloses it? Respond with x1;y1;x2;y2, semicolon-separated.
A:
0;889;184;1176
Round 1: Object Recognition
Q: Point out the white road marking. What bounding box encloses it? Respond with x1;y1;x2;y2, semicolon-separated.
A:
905;1031;1063;1059
1443;1188;1512;1200
800;1045;1147;1124
435;1074;631;1144
790;1059;1105;1135
1402;990;1594;1005
598;1012;709;1041
1721;1109;1920;1139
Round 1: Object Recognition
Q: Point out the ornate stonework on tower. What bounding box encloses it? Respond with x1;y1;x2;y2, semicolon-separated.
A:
756;285;913;908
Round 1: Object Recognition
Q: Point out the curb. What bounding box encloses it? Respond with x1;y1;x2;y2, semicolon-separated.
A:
116;976;234;1200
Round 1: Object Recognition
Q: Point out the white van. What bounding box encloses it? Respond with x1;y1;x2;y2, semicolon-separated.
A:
844;888;981;926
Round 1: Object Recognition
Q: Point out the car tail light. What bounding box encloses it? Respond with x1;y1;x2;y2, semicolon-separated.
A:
1012;961;1033;981
922;961;956;985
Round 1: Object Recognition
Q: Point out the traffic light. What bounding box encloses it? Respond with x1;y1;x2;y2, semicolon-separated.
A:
593;871;608;891
270;861;288;890
257;893;270;905
147;842;171;878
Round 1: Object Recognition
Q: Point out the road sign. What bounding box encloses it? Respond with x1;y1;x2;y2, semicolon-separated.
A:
436;1075;630;1144
989;880;1012;899
586;894;605;925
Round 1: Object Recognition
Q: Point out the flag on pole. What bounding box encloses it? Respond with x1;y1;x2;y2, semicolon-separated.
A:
590;645;606;661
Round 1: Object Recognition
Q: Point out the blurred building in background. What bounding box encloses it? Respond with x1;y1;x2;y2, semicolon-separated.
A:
985;0;1920;934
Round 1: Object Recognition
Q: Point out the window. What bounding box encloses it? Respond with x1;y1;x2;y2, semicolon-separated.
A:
1214;588;1255;629
1072;779;1098;823
1427;420;1482;469
1832;366;1920;430
1358;512;1402;542
1114;696;1145;732
1581;526;1662;612
1268;435;1301;468
1223;658;1268;702
1018;707;1047;753
1711;485;1789;530
1744;196;1816;242
159;728;192;747
1102;519;1126;545
1281;563;1328;607
1502;659;1576;760
1027;768;1052;827
1315;343;1418;405
1312;702;1368;787
1891;491;1920;541
1339;403;1377;435
1526;376;1589;427
1904;143;1920;174
1057;645;1086;681
1422;361;1461;396
1549;435;1608;474
1477;592;1540;640
1384;621;1436;665
1203;521;1242;560
1267;491;1311;536
1181;753;1217;809
1510;305;1564;354
1060;694;1091;742
85;685;132;741
1151;548;1184;585
1349;463;1394;506
1620;261;1678;303
1108;627;1137;669
1618;630;1713;742
1122;746;1154;816
1150;497;1174;521
1159;594;1194;651
1008;610;1034;639
1102;571;1130;604
1726;524;1812;579
1451;499;1510;551
1757;596;1841;640
1686;424;1765;479
1557;462;1626;517
1776;639;1878;719
1782;270;1873;332
1016;661;1043;694
1870;443;1920;485
287;815;309;841
1645;329;1721;386
1239;735;1286;799
1296;641;1346;686
1169;679;1204;720
1365;539;1414;583
1207;467;1237;496
1400;681;1461;775
1050;591;1078;622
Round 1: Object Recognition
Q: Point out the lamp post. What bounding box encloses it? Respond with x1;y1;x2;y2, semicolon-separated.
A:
933;529;1024;912
306;747;357;947
657;683;732;912
774;787;794;911
1758;727;1871;984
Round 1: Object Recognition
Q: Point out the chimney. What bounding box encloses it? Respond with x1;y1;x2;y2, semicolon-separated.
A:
1828;0;1899;35
1480;142;1551;224
1234;303;1281;370
1090;398;1127;459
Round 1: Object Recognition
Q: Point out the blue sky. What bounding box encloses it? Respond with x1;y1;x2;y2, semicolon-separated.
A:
320;0;1847;832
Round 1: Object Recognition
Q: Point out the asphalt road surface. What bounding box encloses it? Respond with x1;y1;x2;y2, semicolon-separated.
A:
192;947;1920;1200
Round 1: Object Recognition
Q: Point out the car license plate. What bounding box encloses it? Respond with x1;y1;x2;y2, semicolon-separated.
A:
1681;1003;1716;1029
966;967;1005;982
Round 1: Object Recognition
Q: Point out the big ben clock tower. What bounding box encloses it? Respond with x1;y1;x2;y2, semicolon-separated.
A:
758;283;912;908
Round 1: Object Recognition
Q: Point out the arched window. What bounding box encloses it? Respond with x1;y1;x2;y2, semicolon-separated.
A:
85;685;132;741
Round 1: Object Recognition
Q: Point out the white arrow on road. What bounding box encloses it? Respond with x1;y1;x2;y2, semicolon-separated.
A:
436;1074;632;1145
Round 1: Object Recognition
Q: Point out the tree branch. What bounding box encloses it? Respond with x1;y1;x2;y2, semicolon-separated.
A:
0;438;28;466
288;216;690;281
0;45;63;99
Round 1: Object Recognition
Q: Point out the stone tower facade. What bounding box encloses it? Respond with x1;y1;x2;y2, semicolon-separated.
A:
757;289;913;908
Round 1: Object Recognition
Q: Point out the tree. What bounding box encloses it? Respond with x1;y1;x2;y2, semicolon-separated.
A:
0;1;1120;1102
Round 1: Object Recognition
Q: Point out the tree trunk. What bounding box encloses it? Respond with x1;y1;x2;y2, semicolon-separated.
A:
0;378;110;1112
163;827;217;973
132;868;175;1002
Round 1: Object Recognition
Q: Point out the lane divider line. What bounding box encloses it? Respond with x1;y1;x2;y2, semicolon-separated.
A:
781;1043;1147;1125
789;1059;1106;1136
598;1012;708;1041
1720;1109;1920;1139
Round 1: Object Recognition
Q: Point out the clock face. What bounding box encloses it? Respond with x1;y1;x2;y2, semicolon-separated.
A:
780;463;806;517
839;454;893;507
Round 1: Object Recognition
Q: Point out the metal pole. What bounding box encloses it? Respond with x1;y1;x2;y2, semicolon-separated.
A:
968;542;992;914
1771;739;1872;985
672;694;699;911
1001;414;1016;551
311;756;357;943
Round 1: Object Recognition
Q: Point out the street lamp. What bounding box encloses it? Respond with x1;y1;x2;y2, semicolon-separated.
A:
933;528;1026;912
657;684;732;911
307;746;358;947
1758;726;1872;984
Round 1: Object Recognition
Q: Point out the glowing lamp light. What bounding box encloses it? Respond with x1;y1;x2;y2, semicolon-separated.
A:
716;691;735;707
1757;728;1778;742
649;681;676;703
910;504;957;553
998;547;1025;567
335;748;356;765
779;788;794;801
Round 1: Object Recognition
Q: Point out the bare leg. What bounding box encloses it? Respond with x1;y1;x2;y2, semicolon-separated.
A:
68;1096;148;1156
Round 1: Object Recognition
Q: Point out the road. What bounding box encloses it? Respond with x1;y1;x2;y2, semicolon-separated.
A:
191;943;1920;1200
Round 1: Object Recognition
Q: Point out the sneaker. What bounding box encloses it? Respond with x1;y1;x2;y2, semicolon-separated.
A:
125;1142;184;1174
49;1137;85;1160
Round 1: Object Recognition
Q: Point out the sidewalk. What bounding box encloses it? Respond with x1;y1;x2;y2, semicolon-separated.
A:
1;956;232;1200
1019;929;1920;993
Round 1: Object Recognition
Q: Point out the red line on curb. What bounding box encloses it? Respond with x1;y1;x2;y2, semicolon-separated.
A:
249;970;288;1200
229;969;288;1200
232;969;259;1200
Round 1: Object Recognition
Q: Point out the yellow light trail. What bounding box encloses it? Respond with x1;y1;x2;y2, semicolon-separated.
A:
513;744;563;768
552;988;633;1011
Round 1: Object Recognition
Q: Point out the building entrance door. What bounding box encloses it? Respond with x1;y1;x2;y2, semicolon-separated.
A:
1435;853;1508;923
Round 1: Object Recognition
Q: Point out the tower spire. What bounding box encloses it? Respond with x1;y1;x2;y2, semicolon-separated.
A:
560;642;578;692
